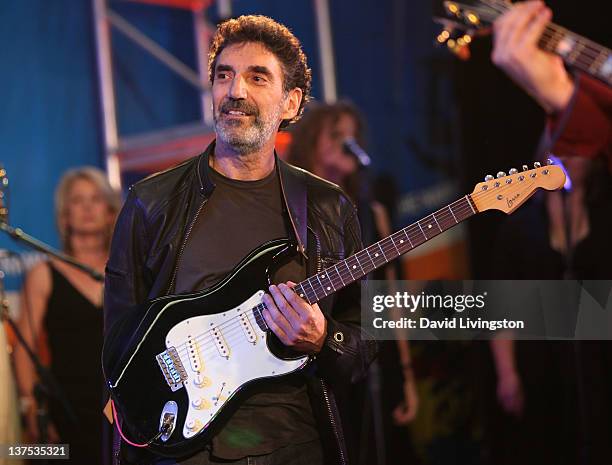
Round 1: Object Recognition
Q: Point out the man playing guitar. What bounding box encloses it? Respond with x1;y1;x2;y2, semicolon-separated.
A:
104;15;376;465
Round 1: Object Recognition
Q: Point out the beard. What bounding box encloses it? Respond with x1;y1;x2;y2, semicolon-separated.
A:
213;99;284;155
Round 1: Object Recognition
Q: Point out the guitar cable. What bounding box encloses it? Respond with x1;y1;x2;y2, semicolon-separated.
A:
112;399;165;448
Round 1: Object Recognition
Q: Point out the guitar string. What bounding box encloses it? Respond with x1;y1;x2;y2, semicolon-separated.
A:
173;205;475;361
484;0;606;56
173;166;564;353
173;171;554;360
172;200;528;362
174;195;474;353
176;310;279;362
447;7;611;81
174;197;479;358
174;169;556;357
539;28;611;66
463;1;610;64
484;0;611;63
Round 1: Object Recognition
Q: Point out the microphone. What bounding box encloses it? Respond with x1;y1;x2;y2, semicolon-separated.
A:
343;138;371;167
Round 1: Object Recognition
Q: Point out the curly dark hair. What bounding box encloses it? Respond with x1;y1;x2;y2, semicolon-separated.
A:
287;100;367;200
208;15;312;129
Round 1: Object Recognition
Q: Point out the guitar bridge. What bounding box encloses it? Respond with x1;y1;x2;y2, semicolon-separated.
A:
156;347;187;391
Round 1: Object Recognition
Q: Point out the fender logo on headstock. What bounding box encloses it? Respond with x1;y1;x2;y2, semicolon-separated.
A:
506;193;520;209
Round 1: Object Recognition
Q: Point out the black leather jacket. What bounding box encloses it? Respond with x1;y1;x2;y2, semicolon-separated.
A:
104;141;378;465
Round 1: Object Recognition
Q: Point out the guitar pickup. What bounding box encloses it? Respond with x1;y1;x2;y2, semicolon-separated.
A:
156;347;187;391
186;337;203;373
239;313;257;344
211;325;230;358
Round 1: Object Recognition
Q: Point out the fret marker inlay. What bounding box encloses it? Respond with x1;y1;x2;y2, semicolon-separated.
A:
556;36;575;57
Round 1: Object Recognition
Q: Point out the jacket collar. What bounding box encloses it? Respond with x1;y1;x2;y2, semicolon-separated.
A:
196;142;216;196
278;158;308;258
196;140;307;256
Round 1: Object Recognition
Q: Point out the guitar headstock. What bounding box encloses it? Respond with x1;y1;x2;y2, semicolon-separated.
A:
470;161;565;214
434;0;510;57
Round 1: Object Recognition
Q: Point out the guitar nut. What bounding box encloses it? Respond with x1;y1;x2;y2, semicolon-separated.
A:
333;331;344;343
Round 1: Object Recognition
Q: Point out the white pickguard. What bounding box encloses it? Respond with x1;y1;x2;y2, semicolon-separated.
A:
163;291;308;439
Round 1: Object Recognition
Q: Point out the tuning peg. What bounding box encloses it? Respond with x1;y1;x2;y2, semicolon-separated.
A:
484;174;494;181
546;158;554;165
522;165;529;171
509;168;518;175
437;29;451;43
496;171;506;178
446;2;460;15
533;162;541;168
465;11;480;26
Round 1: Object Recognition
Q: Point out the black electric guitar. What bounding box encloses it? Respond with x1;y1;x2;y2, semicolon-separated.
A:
435;0;612;87
103;163;565;457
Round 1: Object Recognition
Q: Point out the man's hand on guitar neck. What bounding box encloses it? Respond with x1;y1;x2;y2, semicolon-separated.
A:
262;282;328;354
492;1;574;114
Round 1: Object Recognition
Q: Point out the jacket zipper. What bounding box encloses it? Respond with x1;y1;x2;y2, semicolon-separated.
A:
311;227;346;465
321;378;347;465
309;226;323;274
113;429;121;464
167;199;207;294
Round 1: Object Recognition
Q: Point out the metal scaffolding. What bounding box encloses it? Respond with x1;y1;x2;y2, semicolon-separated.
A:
92;0;336;189
92;0;220;189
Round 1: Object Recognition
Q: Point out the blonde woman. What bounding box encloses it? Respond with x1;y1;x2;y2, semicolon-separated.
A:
14;167;120;464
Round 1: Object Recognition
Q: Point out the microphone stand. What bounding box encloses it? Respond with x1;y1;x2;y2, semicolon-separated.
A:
0;222;104;282
343;142;386;465
0;168;94;457
0;266;78;465
0;222;102;451
560;189;589;465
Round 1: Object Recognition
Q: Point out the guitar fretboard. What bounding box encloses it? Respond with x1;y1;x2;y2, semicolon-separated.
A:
442;1;612;87
291;195;477;304
251;194;477;330
538;25;612;86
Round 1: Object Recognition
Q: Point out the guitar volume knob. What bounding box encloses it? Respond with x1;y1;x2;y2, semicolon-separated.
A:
194;374;211;388
186;419;202;431
192;398;204;409
192;397;211;410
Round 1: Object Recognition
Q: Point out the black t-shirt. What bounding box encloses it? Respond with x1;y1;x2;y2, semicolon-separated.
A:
174;166;319;460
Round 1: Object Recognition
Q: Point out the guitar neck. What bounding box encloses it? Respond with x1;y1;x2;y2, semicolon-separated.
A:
538;23;612;86
253;162;564;327
293;195;478;304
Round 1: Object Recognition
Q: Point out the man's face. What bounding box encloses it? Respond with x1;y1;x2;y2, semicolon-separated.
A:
212;42;301;154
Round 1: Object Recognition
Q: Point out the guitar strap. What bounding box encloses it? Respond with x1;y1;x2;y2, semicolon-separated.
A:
277;157;308;258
